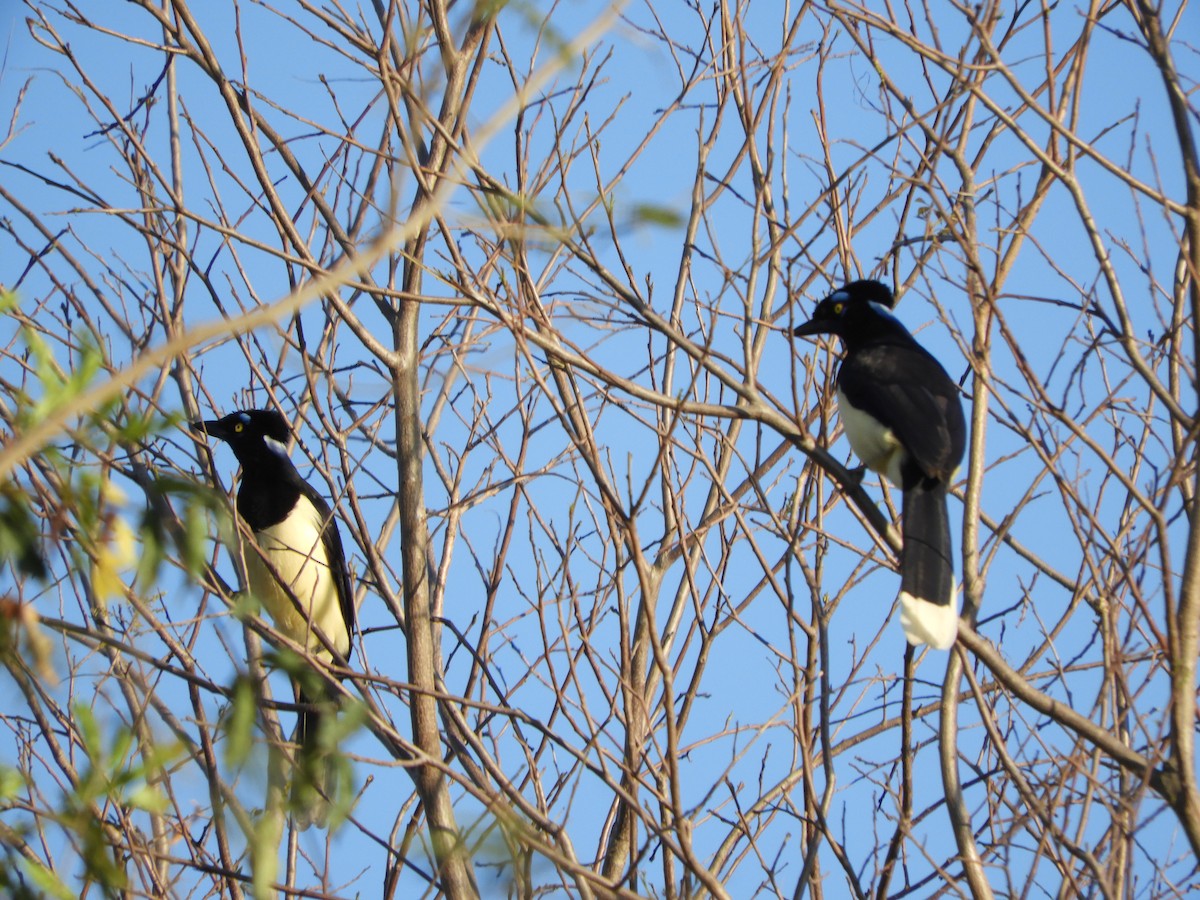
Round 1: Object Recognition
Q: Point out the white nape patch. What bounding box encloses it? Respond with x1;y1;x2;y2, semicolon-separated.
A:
868;301;903;326
836;386;904;486
244;495;349;659
900;589;959;650
264;435;290;458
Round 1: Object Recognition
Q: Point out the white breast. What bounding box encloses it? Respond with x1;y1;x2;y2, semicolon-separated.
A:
837;386;904;487
243;495;349;660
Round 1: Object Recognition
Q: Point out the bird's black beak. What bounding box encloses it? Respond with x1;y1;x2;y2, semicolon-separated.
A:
792;318;823;338
190;419;227;442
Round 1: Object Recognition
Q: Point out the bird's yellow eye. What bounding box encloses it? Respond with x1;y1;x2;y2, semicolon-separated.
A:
234;423;244;433
832;302;844;315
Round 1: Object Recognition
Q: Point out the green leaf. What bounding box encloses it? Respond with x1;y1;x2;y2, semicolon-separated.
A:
181;497;210;576
126;783;169;814
224;675;258;766
22;860;75;900
74;704;102;766
630;202;683;228
0;482;47;579
0;765;24;800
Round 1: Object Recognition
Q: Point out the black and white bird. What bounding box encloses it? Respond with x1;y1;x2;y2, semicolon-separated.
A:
192;409;355;827
793;280;966;649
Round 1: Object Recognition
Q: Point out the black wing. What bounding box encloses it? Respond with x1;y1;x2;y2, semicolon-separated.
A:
838;338;965;483
295;476;356;650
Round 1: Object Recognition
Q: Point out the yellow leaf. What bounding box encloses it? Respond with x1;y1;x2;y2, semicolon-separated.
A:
92;517;137;604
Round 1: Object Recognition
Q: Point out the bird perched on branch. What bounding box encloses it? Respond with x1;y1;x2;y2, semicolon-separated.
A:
793;280;966;649
191;408;355;827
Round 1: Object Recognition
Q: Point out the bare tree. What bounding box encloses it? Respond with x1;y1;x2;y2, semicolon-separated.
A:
0;0;1196;897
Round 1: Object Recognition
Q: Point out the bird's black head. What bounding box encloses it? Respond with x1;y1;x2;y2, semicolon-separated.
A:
191;409;291;468
793;280;900;344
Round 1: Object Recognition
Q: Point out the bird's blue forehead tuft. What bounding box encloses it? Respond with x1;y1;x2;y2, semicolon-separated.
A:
236;412;251;425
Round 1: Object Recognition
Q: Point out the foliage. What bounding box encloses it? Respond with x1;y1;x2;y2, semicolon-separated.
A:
1;1;1197;897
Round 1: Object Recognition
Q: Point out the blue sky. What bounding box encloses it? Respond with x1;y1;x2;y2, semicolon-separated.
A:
2;1;1198;896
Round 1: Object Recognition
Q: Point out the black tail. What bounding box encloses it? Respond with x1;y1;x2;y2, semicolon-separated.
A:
291;682;338;830
899;478;958;649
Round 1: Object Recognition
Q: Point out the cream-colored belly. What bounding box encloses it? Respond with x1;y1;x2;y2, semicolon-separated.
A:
243;497;349;660
837;386;904;487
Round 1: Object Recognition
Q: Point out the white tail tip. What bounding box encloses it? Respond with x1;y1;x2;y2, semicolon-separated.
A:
899;590;959;650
